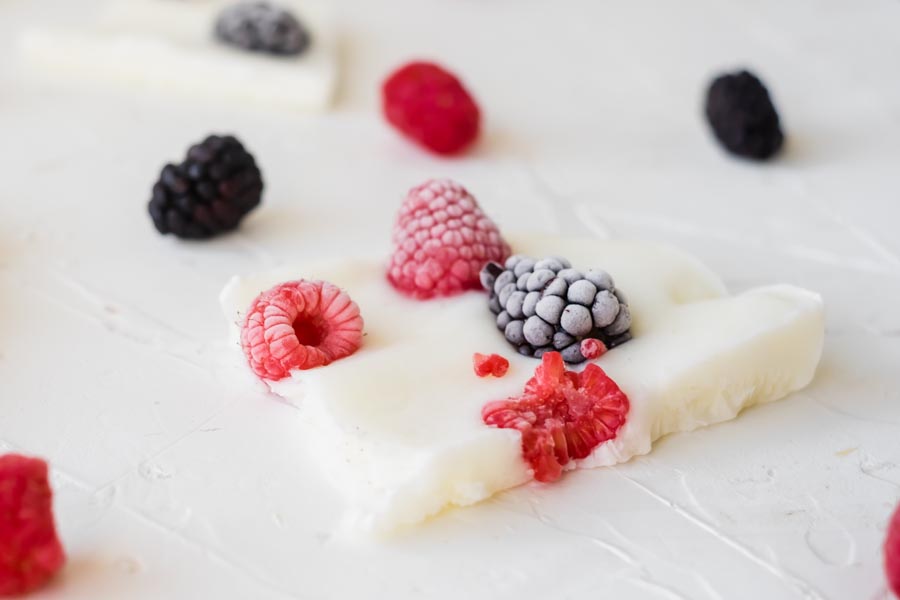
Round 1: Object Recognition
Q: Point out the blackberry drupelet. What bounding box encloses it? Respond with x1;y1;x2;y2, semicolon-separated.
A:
705;70;784;160
215;2;311;56
481;255;632;363
148;135;263;240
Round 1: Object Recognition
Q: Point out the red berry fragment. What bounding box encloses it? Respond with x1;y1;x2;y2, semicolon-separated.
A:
886;502;900;597
482;352;629;483
473;353;509;378
241;280;364;381
387;179;510;300
382;61;481;155
0;454;65;597
580;338;607;360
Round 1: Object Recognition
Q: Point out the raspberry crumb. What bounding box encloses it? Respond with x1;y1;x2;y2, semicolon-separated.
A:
0;454;65;597
387;179;510;299
579;338;607;360
241;280;364;381
382;61;481;155
482;352;629;483
473;353;510;378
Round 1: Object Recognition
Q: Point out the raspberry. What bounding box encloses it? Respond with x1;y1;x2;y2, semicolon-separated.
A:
241;280;364;381
0;454;65;596
705;70;784;160
387;179;510;300
148;134;263;240
473;353;509;378
482;352;629;483
382;62;481;155
885;502;900;597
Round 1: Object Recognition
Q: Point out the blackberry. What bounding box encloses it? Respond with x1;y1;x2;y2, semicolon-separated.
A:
215;2;311;56
705;70;784;160
481;255;632;363
148;134;263;239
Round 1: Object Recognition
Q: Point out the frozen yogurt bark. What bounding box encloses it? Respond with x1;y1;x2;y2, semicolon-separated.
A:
221;234;825;534
18;0;336;111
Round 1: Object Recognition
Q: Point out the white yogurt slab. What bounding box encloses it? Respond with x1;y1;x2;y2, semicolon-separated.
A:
220;235;825;533
18;0;337;111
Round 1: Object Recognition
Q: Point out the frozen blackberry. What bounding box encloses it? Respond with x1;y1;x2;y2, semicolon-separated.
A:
215;2;311;56
148;134;263;239
482;255;632;363
705;70;784;160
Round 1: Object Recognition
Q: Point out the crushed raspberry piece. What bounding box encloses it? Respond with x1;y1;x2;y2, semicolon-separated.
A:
0;454;65;597
885;502;900;597
382;61;481;155
241;280;364;381
387;179;510;299
482;352;629;483
473;353;509;378
579;338;607;360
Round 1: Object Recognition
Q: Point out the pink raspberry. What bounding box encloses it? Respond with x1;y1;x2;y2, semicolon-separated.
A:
387;179;510;299
0;454;65;597
241;280;364;381
382;61;481;155
885;501;900;597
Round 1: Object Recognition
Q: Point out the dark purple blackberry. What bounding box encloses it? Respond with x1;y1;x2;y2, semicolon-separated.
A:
214;2;311;57
481;255;632;363
148;135;263;240
705;70;784;160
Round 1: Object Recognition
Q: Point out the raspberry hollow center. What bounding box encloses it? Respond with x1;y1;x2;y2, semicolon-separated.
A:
241;280;365;381
292;316;325;347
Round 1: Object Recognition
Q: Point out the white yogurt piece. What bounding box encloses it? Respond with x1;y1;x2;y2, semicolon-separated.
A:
220;235;824;534
18;0;336;111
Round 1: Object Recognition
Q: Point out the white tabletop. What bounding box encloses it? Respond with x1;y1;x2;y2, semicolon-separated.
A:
1;1;899;598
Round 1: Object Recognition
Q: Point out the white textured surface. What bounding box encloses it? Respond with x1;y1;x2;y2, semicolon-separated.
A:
1;0;899;598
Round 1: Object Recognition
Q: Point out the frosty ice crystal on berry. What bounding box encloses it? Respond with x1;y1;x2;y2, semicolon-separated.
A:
387;179;510;300
481;255;632;362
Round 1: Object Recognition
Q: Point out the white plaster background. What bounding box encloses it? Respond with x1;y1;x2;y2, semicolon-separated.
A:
0;0;899;598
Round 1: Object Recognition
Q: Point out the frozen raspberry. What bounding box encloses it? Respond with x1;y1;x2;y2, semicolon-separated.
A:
885;502;900;597
473;353;509;378
482;352;629;483
387;179;510;300
241;280;364;381
382;61;481;155
0;454;65;597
